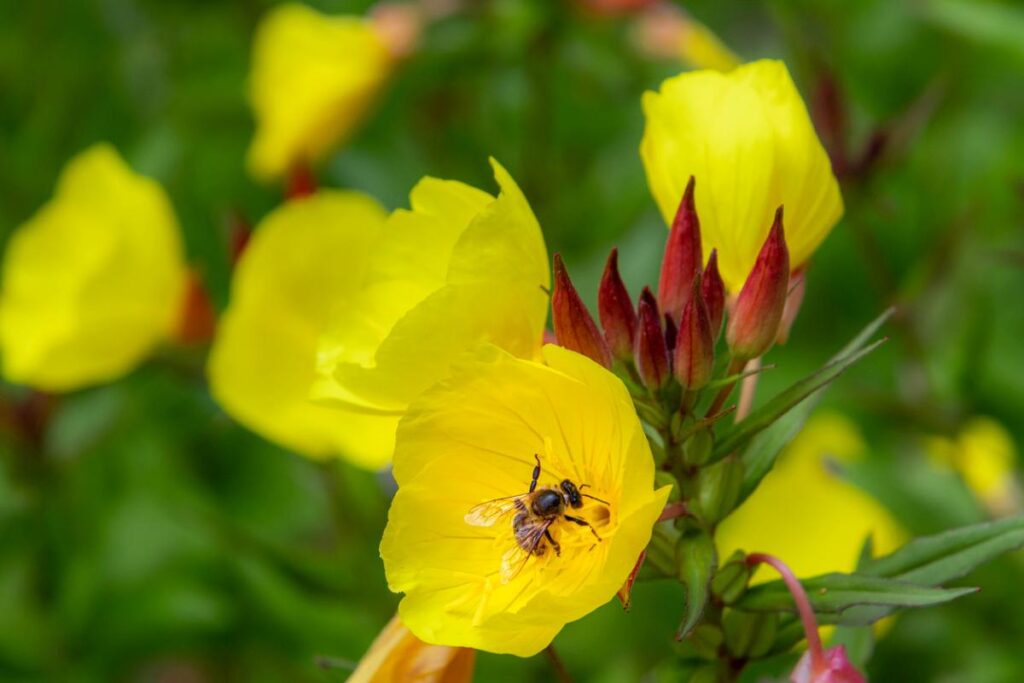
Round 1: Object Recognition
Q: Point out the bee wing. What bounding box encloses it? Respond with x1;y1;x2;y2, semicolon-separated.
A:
464;494;524;527
499;518;552;584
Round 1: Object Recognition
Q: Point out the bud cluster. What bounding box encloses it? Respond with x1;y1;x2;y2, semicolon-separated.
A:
552;176;793;412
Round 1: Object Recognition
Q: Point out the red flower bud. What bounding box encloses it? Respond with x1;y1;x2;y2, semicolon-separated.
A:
701;249;725;341
791;645;865;683
726;208;790;361
776;267;806;345
674;275;715;391
658;176;703;324
634;287;670;390
552;254;613;368
598;249;637;361
286;162;316;199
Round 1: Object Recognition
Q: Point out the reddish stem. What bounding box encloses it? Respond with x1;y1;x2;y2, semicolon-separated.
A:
746;553;824;671
658;501;690;522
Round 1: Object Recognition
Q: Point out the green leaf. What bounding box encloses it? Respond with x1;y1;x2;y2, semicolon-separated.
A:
736;572;976;615
770;518;1024;629
859;515;1024;584
724;309;894;503
717;338;886;462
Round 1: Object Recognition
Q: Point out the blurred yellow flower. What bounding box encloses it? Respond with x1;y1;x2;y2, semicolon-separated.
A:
207;191;398;466
349;614;475;683
313;159;550;467
641;60;843;291
925;417;1021;516
717;412;905;580
381;345;670;656
0;144;187;391
247;3;394;183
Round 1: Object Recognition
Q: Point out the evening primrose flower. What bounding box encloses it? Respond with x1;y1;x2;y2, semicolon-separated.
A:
925;417;1021;516
641;60;843;290
0;144;187;391
381;345;670;656
247;3;396;183
717;412;905;579
312;160;549;467
207;191;398;466
348;615;475;683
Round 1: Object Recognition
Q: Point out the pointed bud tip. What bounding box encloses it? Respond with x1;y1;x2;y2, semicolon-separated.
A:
599;247;637;360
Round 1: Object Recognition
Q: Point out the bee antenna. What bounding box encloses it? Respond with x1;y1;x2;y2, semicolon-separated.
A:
582;493;610;505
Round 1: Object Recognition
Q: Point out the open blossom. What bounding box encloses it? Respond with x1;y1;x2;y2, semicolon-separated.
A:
348;615;475;683
310;160;550;467
246;3;396;182
717;412;904;580
0;144;187;391
641;60;843;291
381;345;670;656
207;191;399;466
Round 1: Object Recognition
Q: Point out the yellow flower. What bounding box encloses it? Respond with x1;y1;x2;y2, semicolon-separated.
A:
312;159;550;468
0;144;187;391
247;3;394;182
717;412;905;580
925;417;1021;516
641;60;843;291
207;191;398;466
348;614;475;683
381;345;670;656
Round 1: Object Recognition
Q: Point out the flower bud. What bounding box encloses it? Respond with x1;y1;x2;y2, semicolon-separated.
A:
598;248;637;361
552;254;613;369
726;208;790;361
674;275;715;391
724;610;777;659
702;249;725;341
634;287;670;390
776;267;806;345
658;176;703;324
695;455;744;525
791;645;865;683
710;551;750;605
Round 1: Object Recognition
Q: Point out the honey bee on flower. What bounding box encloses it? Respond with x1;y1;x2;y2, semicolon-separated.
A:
464;453;609;582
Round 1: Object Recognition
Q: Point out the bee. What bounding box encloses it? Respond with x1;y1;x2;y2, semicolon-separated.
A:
464;454;609;583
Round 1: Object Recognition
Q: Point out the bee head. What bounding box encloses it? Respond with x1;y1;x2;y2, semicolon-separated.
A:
560;480;583;508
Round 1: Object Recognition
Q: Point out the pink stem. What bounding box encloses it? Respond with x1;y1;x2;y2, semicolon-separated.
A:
747;553;824;671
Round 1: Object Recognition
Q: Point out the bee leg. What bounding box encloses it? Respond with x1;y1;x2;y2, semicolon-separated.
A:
530;453;541;493
545;529;561;556
564;515;602;542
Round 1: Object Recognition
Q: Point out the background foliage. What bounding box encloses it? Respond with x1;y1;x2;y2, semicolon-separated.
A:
1;0;1023;681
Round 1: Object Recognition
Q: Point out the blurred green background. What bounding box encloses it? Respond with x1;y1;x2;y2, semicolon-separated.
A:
2;0;1024;680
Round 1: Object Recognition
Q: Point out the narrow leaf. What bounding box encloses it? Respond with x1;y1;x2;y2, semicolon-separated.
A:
860;515;1024;584
716;338;885;460
726;308;894;502
737;572;976;615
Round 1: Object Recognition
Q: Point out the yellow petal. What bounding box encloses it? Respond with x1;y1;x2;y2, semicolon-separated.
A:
716;412;905;580
381;345;669;656
0;144;187;391
246;3;393;182
348;615;475;683
641;60;843;291
207;191;399;469
316;160;549;412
